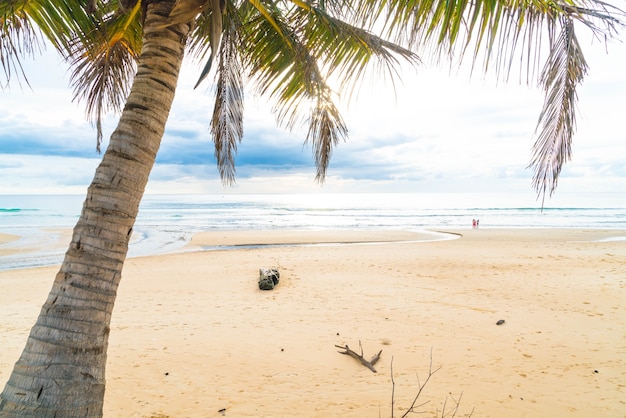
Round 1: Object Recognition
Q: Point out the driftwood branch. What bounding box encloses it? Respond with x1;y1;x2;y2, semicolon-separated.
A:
335;341;382;373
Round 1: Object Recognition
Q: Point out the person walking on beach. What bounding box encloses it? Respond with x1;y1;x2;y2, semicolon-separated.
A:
472;219;477;229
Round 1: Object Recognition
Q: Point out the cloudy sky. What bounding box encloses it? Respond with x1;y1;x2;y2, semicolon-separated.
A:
1;17;625;207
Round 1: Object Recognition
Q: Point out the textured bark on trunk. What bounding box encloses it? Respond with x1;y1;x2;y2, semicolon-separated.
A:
0;2;188;416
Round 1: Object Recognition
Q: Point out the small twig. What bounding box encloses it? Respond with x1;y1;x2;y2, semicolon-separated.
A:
391;357;395;418
441;391;475;418
390;349;473;417
401;347;442;418
446;392;458;418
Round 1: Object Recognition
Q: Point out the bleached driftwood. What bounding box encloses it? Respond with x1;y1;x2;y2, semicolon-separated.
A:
259;268;280;290
335;341;382;373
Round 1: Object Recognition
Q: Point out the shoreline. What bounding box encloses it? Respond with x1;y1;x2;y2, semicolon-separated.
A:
2;227;626;272
0;228;461;272
1;228;625;417
0;233;21;256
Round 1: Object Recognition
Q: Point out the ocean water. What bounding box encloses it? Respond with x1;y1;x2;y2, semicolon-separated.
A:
1;193;625;270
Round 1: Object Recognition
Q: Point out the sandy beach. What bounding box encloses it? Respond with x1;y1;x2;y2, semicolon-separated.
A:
1;228;625;417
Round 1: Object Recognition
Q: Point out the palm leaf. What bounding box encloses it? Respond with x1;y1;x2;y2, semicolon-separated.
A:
306;89;348;183
237;1;422;181
22;0;98;56
1;0;95;87
68;0;142;151
238;3;350;181
0;3;43;88
352;0;623;200
529;17;586;206
248;0;288;37
210;13;245;185
293;3;420;97
2;0;143;148
238;5;304;126
351;0;621;86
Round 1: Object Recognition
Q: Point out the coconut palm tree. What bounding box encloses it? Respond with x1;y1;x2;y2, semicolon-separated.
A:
0;0;623;415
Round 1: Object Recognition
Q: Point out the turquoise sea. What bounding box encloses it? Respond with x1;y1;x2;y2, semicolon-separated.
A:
1;193;625;270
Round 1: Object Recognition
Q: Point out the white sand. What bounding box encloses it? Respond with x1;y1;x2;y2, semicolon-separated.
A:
1;228;625;417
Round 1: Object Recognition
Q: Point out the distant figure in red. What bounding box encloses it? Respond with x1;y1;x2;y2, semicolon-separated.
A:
472;219;477;229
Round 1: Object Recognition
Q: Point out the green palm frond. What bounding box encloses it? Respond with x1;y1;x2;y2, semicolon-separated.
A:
187;2;221;65
293;3;420;97
1;2;43;88
68;0;142;151
529;17;586;206
355;0;622;79
290;0;353;18
166;0;226;89
190;0;249;52
3;0;142;148
23;0;98;56
239;7;296;110
248;0;289;36
211;13;244;185
1;0;95;87
246;16;332;127
235;1;420;181
352;0;623;201
239;3;350;181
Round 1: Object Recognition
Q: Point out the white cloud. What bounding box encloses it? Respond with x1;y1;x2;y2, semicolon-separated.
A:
0;154;100;194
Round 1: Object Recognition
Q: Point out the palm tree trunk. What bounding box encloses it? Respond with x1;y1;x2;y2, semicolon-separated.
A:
0;1;188;416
